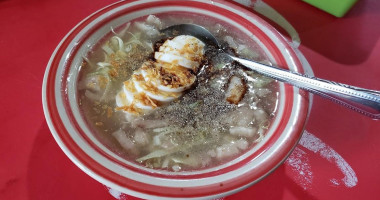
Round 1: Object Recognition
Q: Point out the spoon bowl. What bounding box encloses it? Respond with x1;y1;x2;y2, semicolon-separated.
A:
161;24;220;47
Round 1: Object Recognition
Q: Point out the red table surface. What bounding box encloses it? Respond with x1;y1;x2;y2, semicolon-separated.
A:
1;0;379;199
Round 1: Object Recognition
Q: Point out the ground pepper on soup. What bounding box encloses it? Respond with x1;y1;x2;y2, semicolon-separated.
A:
77;14;278;172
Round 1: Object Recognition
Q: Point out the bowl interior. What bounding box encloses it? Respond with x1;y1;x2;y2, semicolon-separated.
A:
72;13;281;173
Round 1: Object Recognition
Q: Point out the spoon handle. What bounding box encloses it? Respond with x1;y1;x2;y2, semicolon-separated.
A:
231;56;380;119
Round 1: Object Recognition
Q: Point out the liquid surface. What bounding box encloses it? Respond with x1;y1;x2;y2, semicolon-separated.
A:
77;14;278;172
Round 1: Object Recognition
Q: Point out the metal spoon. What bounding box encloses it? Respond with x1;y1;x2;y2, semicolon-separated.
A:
161;24;380;119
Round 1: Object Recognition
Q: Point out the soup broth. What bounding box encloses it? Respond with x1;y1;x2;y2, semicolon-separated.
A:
78;14;278;172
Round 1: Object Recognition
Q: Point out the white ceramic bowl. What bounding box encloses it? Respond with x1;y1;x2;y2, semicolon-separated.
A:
42;0;309;199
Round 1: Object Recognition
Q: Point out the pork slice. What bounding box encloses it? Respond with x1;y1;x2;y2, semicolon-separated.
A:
225;76;247;104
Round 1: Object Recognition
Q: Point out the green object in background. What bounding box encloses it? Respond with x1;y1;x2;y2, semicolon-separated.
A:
303;0;358;17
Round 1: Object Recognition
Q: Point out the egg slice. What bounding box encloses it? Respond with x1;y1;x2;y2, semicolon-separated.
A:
154;52;200;70
122;80;157;110
116;35;205;116
115;91;143;115
116;90;130;108
154;35;205;70
140;62;196;93
132;72;181;102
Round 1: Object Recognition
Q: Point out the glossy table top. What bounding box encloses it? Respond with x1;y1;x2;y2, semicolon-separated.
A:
1;0;379;199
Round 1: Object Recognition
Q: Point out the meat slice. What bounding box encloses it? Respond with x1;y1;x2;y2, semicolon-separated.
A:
225;76;247;104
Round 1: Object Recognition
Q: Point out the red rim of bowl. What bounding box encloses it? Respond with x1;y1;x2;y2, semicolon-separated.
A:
42;0;309;199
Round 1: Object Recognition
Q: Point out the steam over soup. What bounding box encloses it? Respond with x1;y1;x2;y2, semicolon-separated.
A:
78;14;278;172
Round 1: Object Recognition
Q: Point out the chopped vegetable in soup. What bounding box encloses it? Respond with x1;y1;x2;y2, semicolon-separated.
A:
78;14;278;172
